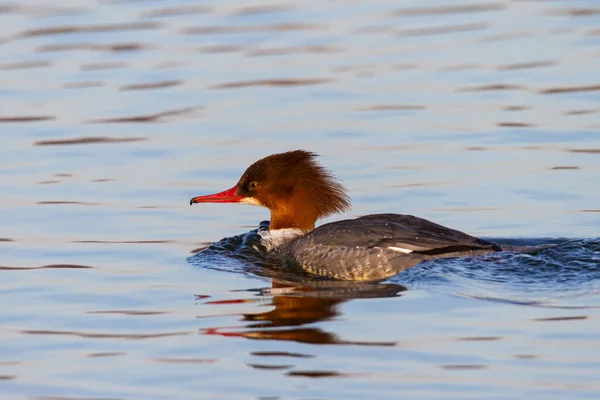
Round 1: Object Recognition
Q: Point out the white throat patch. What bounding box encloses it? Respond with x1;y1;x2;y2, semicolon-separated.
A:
239;197;262;206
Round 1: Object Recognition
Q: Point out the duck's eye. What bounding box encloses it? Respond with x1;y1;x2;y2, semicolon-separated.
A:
248;181;259;190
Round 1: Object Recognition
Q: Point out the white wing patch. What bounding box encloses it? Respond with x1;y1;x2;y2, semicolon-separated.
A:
387;246;413;254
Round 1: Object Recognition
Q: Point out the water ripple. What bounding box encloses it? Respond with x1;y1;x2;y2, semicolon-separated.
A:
540;84;600;94
391;3;504;17
17;21;161;39
34;136;146;146
210;78;332;90
88;107;198;123
396;238;600;307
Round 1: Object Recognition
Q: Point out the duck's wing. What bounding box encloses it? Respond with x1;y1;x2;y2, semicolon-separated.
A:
304;213;501;254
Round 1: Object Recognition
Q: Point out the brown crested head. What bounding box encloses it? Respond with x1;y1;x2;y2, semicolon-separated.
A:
190;150;351;231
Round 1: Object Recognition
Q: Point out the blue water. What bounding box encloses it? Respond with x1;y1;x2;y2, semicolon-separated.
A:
1;0;600;399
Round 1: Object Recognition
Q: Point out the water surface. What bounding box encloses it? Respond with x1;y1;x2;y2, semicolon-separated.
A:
1;0;600;399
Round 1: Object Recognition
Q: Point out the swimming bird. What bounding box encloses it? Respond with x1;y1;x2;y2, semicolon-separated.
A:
190;150;523;281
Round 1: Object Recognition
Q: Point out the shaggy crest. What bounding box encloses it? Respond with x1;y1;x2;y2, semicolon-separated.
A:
237;150;351;229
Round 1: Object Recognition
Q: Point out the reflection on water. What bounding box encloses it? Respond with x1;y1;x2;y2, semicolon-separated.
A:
1;0;600;398
203;281;403;346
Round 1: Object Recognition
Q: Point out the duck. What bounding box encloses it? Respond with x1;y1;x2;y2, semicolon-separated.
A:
190;150;521;281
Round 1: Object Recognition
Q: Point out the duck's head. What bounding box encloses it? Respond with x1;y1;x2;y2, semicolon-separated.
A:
190;150;351;230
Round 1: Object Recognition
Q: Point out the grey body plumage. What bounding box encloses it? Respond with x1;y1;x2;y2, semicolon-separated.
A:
280;214;503;281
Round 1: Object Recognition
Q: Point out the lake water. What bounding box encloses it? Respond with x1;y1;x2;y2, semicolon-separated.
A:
1;0;600;399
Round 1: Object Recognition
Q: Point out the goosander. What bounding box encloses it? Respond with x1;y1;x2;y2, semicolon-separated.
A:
190;150;518;282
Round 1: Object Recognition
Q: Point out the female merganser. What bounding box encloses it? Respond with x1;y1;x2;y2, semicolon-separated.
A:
190;150;514;282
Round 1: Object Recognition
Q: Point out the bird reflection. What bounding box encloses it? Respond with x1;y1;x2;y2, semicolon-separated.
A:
200;279;405;346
